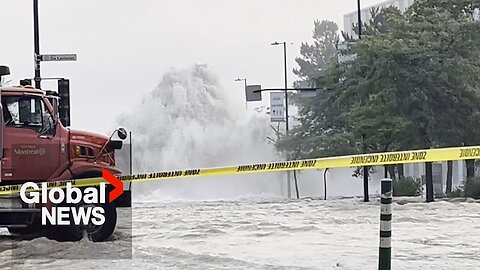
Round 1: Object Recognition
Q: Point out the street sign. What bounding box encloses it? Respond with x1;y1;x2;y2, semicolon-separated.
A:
299;90;317;98
270;92;285;122
40;54;77;62
295;81;317;98
246;85;262;102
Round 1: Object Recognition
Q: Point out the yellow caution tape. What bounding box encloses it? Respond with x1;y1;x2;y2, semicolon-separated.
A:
1;145;480;196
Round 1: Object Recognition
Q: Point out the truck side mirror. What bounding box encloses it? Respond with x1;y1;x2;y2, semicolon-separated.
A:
117;128;128;140
58;79;70;127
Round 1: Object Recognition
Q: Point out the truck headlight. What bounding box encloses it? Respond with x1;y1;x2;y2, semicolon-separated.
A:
75;145;81;156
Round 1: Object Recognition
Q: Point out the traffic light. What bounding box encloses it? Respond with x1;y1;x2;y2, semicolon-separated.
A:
58;79;70;127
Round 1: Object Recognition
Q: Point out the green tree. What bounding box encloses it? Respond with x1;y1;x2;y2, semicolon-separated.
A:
279;0;480;202
293;20;339;86
405;0;480;182
343;1;480;200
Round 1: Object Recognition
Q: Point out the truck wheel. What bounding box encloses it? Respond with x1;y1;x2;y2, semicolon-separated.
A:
46;201;117;242
73;171;117;242
85;202;117;242
46;171;118;242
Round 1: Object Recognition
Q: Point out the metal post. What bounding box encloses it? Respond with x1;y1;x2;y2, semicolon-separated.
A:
286;171;292;198
128;131;133;189
271;41;294;198
379;178;392;270
357;1;368;202
362;134;369;202
33;0;41;89
425;162;434;202
363;166;369;202
323;168;329;200
357;0;362;39
244;79;248;110
283;42;289;132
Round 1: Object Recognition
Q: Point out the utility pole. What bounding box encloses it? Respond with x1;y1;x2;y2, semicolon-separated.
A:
357;0;362;39
33;0;41;89
31;0;77;90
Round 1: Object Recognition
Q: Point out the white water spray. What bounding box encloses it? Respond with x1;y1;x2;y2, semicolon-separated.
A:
117;65;285;201
116;65;387;201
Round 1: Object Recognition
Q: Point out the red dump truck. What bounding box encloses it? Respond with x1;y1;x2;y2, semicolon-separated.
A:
0;65;131;242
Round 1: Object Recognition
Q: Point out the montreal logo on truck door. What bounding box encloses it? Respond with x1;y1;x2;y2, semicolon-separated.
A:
20;182;107;226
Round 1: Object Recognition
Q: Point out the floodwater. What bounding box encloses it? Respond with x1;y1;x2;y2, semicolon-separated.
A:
1;197;479;270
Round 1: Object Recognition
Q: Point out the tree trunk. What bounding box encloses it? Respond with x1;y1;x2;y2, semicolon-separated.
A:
387;165;396;180
425;162;434;202
363;166;369;202
446;161;453;194
466;159;475;180
397;164;404;179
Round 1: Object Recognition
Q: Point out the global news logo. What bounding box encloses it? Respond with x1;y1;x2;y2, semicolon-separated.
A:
19;169;124;226
20;182;107;226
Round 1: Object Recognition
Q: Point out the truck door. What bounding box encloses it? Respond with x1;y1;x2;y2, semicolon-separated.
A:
2;95;59;181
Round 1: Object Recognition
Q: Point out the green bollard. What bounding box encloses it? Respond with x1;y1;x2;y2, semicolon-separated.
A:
379;178;392;270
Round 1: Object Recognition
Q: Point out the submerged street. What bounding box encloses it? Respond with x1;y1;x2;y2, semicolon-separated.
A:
1;197;479;269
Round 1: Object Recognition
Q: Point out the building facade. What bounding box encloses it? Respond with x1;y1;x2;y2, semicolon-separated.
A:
343;0;415;38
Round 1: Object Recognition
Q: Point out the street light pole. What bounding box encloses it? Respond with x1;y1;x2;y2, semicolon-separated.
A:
235;78;248;109
271;42;290;131
272;41;292;198
33;0;41;89
282;42;289;132
357;0;362;39
357;0;369;202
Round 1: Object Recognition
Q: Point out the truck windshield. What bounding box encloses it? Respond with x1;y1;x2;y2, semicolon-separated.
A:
2;96;55;134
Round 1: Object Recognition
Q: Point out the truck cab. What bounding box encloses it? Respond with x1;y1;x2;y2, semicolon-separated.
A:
0;66;130;242
1;86;122;182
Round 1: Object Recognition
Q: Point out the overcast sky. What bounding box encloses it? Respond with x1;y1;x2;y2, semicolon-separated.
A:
1;0;381;134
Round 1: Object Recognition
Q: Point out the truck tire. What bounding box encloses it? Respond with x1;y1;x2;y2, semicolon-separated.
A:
86;202;117;242
46;172;118;242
